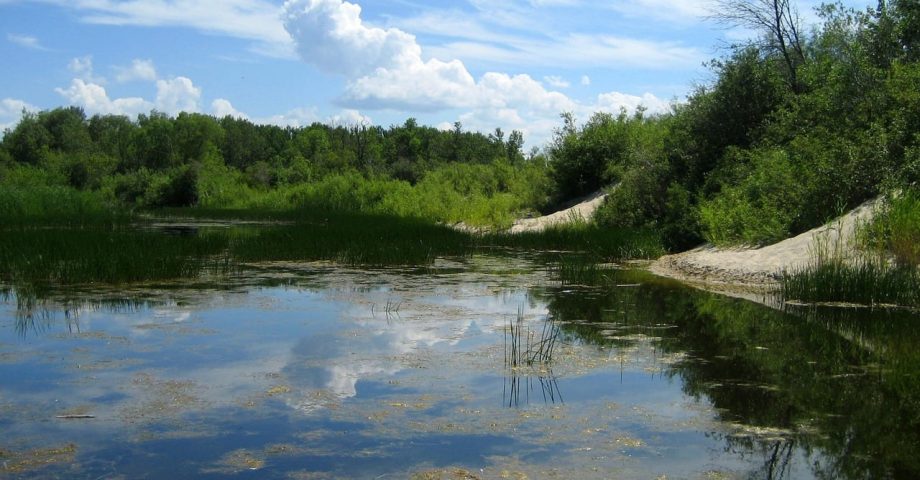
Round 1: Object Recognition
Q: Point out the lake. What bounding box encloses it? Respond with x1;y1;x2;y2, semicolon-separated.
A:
1;243;919;478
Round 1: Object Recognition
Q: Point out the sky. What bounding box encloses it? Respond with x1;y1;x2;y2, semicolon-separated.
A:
0;0;875;148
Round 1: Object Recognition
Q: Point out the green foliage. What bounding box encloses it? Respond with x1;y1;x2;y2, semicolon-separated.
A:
699;148;803;246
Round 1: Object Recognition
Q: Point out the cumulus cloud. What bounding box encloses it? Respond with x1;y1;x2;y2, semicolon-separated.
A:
68;56;106;84
115;59;158;83
155;77;201;114
283;0;420;77
211;98;248;119
0;98;39;132
282;0;669;146
595;91;671;115
55;79;153;116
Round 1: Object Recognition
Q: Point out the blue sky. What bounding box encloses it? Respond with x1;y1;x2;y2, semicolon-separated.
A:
0;0;874;147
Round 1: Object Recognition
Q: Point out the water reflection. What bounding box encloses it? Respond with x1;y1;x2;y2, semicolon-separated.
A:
537;270;920;479
1;258;918;478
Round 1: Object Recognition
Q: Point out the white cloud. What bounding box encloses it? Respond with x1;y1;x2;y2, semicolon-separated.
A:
328;109;371;126
42;0;294;57
254;107;320;128
0;98;39;132
55;79;153;116
68;56;106;84
283;0;420;77
155;77;201;114
581;75;591;86
281;0;669;147
115;59;158;83
211;98;248;119
595;91;671;115
7;33;48;50
544;75;570;89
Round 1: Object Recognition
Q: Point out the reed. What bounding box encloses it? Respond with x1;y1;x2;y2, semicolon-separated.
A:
505;306;561;368
484;224;664;262
0;186;130;227
781;256;920;307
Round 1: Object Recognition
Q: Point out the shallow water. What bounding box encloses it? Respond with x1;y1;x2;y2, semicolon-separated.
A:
1;255;919;479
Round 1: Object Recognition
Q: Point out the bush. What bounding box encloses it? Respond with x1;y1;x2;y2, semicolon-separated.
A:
699;148;803;246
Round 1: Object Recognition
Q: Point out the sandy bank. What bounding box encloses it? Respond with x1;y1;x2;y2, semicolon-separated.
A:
650;199;882;287
509;191;608;234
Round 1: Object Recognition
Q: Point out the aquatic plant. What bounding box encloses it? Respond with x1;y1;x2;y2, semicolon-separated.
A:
505;307;560;368
781;256;920;307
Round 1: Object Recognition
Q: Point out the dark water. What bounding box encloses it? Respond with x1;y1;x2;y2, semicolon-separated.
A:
1;255;919;479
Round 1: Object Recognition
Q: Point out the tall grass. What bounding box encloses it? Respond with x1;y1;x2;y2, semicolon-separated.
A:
0;186;130;226
0;228;234;286
485;224;664;261
861;190;920;267
781;209;920;307
781;257;920;307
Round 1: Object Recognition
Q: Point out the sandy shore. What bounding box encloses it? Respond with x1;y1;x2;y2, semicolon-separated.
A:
650;199;882;287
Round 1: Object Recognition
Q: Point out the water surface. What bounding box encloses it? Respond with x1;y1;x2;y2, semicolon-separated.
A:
1;255;918;478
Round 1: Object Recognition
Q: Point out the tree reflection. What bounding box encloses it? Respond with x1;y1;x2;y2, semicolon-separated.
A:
536;270;920;479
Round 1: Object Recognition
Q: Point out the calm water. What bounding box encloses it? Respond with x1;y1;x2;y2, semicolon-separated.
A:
1;255;919;479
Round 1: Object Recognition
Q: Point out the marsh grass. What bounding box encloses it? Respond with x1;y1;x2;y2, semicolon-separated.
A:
0;186;130;227
552;256;613;286
0;228;235;287
781;257;920;307
484;224;664;261
781;218;920;307
1;206;662;294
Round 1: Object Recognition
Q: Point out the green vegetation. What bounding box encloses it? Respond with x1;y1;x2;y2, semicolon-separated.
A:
0;210;664;290
781;189;920;307
781;256;920;307
1;1;918;306
550;1;920;250
0;109;550;229
862;190;920;266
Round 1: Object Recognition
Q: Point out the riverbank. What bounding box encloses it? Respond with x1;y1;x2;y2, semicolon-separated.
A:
649;199;882;288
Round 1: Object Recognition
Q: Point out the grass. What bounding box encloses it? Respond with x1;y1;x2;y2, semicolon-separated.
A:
1;204;665;293
861;190;920;267
781;191;920;307
781;257;920;307
0;227;234;286
484;223;665;262
0;186;131;227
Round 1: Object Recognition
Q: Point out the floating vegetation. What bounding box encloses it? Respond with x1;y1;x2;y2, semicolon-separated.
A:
410;468;482;480
0;443;77;474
